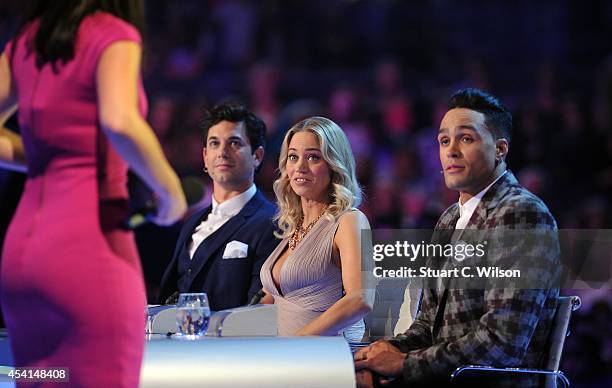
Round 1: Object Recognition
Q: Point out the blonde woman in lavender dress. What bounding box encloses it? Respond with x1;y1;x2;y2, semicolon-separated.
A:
260;116;373;342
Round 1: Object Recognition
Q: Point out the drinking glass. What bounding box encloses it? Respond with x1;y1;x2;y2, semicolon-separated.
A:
176;293;211;338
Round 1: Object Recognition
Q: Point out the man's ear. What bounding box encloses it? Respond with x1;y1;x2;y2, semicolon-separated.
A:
495;138;509;161
253;146;264;168
202;147;208;171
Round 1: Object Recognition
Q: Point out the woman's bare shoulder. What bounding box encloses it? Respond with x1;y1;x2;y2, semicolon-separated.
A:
337;208;371;233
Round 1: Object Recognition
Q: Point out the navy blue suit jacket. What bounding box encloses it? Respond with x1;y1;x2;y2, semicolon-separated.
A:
158;190;279;311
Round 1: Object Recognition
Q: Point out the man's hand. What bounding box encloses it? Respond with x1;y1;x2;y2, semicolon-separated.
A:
355;369;375;388
354;340;406;379
355;340;401;363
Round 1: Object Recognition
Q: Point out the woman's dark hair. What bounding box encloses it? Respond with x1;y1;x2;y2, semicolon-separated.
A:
13;0;144;70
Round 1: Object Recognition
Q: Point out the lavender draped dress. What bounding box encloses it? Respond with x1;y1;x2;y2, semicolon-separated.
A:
260;211;365;342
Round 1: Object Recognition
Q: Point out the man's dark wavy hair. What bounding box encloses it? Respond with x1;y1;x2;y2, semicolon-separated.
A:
448;88;512;145
199;103;267;170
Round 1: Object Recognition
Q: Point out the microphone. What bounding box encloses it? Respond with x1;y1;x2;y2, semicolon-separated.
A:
125;176;206;229
248;289;266;306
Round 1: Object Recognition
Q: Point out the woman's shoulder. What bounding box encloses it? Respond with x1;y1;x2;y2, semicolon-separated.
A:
332;208;371;256
4;20;38;60
80;12;141;43
336;208;370;230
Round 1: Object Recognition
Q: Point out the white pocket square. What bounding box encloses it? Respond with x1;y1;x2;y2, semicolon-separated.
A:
222;240;249;259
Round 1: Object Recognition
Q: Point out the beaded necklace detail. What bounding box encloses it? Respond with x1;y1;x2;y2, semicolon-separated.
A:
288;208;327;250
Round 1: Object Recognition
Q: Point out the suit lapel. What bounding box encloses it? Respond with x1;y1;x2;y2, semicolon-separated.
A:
466;170;517;229
159;205;212;301
429;205;460;303
431;198;462;340
188;191;266;278
179;206;213;252
435;204;460;230
175;206;212;270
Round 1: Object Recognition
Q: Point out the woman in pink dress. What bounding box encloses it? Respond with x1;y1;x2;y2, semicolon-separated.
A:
0;1;186;386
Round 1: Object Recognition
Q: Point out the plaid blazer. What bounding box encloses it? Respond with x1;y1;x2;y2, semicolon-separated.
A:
389;171;560;387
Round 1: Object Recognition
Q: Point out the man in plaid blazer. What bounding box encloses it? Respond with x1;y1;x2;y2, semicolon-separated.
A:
355;88;560;387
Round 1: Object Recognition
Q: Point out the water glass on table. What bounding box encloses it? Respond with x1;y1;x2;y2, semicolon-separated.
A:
176;292;211;338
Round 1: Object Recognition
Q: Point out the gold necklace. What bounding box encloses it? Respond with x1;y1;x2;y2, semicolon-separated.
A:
288;208;327;250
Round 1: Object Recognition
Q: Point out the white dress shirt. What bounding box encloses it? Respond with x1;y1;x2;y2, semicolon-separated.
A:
188;184;257;259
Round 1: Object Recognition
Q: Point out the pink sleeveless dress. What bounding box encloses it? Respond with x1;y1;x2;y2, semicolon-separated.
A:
1;12;147;387
260;211;365;342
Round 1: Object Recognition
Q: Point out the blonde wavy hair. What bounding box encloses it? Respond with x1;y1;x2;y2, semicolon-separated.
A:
273;116;362;239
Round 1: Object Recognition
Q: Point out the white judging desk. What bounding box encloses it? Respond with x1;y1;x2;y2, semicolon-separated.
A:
0;331;356;387
142;335;356;387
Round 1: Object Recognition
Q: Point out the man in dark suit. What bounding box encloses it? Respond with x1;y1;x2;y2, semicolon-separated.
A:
355;89;560;387
159;103;278;311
